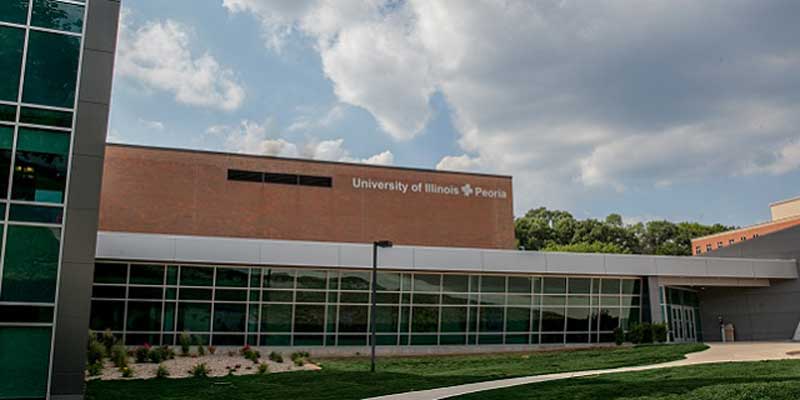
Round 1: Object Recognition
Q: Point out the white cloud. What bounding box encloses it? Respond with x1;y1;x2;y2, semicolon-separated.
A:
118;11;245;111
137;118;165;131
226;1;800;213
209;119;394;165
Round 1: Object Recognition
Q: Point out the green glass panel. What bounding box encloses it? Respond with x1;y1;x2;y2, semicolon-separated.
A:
413;274;441;292
376;272;400;291
12;128;70;203
89;300;124;331
295;291;325;303
9;204;63;223
261;304;292;332
340;292;368;303
294;304;324;333
601;279;621;295
297;269;326;289
16;127;71;153
440;307;467;333
411;306;438;333
413;293;439;304
505;334;529;344
599;308;621;331
0;126;11;197
376;335;398;346
480;276;505;293
216;289;246;302
568;278;591;294
0;305;53;323
20;106;73;128
213;303;246;332
128;286;163;299
216;268;249;287
478;307;504;333
375;306;399;333
338;305;368;333
126;302;162;331
249;268;261;287
0;104;15;122
568;295;590;306
0;225;60;302
263;268;294;288
179;288;212;301
326;305;337;332
0;327;51;399
22;30;81;108
507;294;531;306
340;271;369;290
506;307;531;332
0;26;25;101
93;264;127;283
294;335;323;346
543;277;567;294
31;0;85;33
0;0;28;24
177;303;211;332
337;335;366;346
440;334;466;345
542;295;566;307
180;266;213;286
479;294;505;306
541;307;566;332
263;290;293;302
327;271;339;289
247;305;258;332
442;292;468;305
566;308;590;331
410;334;437;345
442;275;468;293
166;266;178;285
261;335;290;346
163;303;176;331
165;288;176;300
92;285;125;298
129;264;164;285
621;279;641;295
621;295;640;307
508;276;531;293
601;296;621;307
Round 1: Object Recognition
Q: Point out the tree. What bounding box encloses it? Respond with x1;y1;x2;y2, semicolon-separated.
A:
543;241;632;254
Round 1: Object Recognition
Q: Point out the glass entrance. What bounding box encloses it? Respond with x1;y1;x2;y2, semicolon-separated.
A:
670;305;697;342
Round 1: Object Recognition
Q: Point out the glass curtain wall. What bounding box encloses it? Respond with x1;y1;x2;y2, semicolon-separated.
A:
0;1;86;399
658;286;702;342
90;263;643;347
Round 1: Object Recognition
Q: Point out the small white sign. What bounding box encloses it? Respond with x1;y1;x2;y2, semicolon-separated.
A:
351;177;508;199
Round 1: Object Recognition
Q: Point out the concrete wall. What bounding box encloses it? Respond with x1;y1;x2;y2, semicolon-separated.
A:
771;197;800;221
699;225;800;341
50;1;120;399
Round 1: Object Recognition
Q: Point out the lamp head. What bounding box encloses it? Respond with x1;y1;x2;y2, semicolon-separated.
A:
374;240;393;248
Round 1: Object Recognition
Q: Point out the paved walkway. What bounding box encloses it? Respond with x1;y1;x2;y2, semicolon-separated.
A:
365;342;800;400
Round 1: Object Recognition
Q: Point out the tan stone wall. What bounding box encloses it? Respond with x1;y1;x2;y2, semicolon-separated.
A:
98;145;516;249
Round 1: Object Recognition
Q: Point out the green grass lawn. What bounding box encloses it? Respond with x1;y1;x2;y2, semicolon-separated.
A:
455;359;800;400
86;344;706;400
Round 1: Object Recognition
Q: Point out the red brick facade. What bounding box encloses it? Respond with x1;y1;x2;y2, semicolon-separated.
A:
691;215;800;255
98;145;516;249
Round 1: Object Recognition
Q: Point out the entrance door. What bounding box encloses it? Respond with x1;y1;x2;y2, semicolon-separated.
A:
670;306;696;343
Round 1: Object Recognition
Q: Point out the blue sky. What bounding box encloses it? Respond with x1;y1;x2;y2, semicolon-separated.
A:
110;0;800;227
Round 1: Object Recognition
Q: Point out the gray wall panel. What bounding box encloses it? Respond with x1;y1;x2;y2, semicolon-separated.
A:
73;101;110;157
545;252;606;274
605;254;657;276
175;236;261;265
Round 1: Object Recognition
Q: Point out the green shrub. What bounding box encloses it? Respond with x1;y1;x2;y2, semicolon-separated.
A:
120;366;134;378
156;345;175;361
197;344;205;356
101;329;117;353
257;363;269;375
148;348;164;364
87;333;106;365
240;345;261;363
626;324;643;344
155;364;170;379
652;323;668;343
268;351;283;363
135;346;150;363
291;351;310;366
179;333;191;356
613;327;625;345
87;361;103;377
640;323;654;344
189;363;210;378
110;343;128;368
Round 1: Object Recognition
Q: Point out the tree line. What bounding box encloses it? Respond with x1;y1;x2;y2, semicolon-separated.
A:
514;207;736;256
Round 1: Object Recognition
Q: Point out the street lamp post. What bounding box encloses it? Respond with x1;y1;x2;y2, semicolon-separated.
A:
371;240;393;373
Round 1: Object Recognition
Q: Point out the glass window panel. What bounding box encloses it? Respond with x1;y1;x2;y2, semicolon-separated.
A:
22;30;81;108
338;335;367;346
568;278;591;294
566;308;590;331
442;292;469;305
178;288;212;301
297;269;327;289
215;289;247;302
542;295;566;307
505;334;529;344
440;334;466;345
31;0;85;33
0;0;29;24
263;268;295;288
621;279;641;295
566;333;589;343
620;308;641;330
541;307;566;332
401;274;412;291
0;105;15;121
601;279;621;295
165;288;176;300
413;293;440;304
213;303;246;332
294;335;323;346
327;271;339;289
129;264;164;285
478;334;503;344
0;225;59;302
12;128;70;203
568;295;591;306
531;308;541;333
411;306;439;333
93;263;127;284
376;272;400;291
128;286;163;299
480;294;505;306
0;26;25;101
507;294;532;306
599;308;621;331
508;276;531;293
410;334;437;345
166;266;178;285
480;276;505;293
506;307;531;332
341;271;370;291
440;307;467;333
180;266;213;286
263;290;293;302
294;305;325;333
19;106;73;128
413;274;441;292
296;291;325;303
376;335;398;346
0;126;11;197
601;296;621;307
376;292;399;304
177;303;211;332
326;305;337;332
163;303;175;331
126;302;162;332
621;296;640;307
91;285;125;299
442;275;468;293
338;305;368;333
212;334;245;346
478;307;504;333
375;306;399;333
89;300;124;331
0;327;51;399
216;268;249;287
9;204;63;223
249;268;261;287
532;277;542;294
261;304;292;332
261;335;290;346
340;292;369;303
543;277;567;294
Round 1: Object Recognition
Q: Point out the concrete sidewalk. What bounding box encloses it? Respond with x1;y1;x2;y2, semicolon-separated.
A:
364;342;800;400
